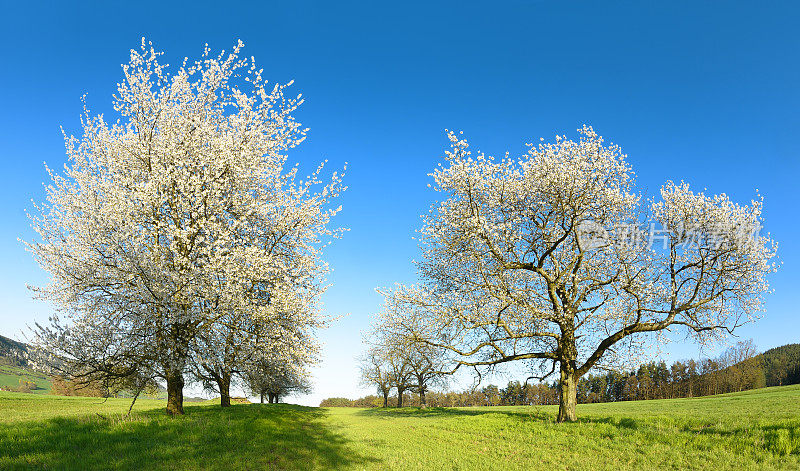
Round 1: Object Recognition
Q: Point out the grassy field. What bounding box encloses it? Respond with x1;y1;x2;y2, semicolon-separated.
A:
1;385;799;470
0;363;51;394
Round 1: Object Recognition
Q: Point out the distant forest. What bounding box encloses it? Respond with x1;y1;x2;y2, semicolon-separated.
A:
321;342;800;408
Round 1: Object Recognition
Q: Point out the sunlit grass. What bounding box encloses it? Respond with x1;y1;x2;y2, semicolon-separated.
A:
329;385;800;470
1;385;798;469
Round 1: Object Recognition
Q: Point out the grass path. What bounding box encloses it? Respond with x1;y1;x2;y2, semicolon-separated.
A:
1;385;799;469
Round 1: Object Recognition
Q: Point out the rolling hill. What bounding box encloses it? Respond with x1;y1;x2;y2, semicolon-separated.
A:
0;334;51;394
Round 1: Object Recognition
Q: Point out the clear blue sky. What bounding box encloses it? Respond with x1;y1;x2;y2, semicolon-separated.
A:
0;1;797;405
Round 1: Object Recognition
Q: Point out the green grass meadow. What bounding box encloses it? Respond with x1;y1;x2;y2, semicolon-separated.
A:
1;385;799;470
0;364;51;394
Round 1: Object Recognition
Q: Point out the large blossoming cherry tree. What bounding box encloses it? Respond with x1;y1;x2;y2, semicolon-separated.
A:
27;39;343;415
381;126;776;422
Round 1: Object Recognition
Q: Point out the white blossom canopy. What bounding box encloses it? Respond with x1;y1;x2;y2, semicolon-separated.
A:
380;126;776;420
26;40;344;401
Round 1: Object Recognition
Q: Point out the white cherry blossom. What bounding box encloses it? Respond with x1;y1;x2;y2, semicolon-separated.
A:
26;39;343;414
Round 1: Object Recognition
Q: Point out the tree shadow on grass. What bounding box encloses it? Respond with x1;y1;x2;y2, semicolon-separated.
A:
0;403;379;470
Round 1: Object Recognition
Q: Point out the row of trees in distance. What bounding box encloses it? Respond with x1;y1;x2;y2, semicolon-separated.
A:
358;320;449;407
335;341;799;407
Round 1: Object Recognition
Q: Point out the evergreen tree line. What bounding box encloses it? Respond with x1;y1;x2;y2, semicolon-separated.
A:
322;342;800;407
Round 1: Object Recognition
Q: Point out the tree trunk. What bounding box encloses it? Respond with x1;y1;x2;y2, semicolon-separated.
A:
382;390;389;408
218;373;231;407
397;388;404;407
419;388;427;408
557;363;578;423
260;392;265;404
165;370;185;416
